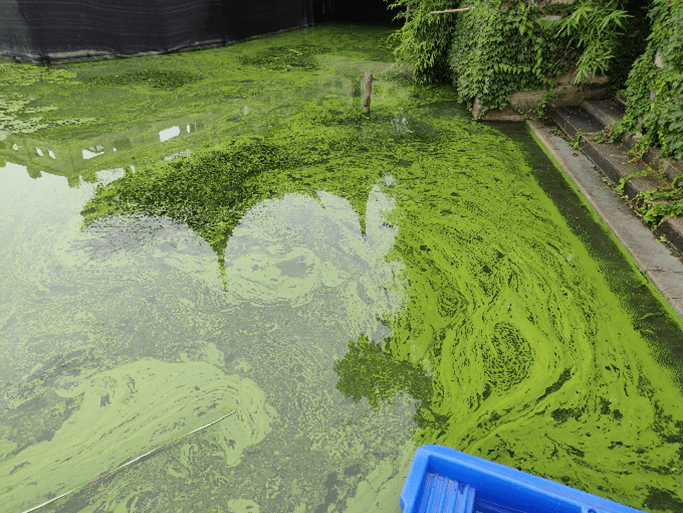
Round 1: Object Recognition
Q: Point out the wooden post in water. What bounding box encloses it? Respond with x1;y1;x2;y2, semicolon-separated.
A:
363;72;373;110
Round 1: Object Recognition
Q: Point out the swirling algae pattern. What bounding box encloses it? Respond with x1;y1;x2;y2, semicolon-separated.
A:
381;119;683;509
0;359;275;512
3;108;683;512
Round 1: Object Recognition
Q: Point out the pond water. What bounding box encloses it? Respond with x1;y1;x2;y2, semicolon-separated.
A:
1;24;683;513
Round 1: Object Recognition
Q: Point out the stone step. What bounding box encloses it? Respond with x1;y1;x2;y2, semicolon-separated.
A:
582;99;625;128
552;105;683;254
581;99;682;183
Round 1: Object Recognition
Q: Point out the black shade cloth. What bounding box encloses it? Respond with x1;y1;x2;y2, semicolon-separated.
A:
0;0;314;63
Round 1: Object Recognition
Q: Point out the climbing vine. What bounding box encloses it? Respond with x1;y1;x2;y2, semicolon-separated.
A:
448;0;574;116
619;174;683;228
386;0;462;83
387;0;654;119
618;0;683;161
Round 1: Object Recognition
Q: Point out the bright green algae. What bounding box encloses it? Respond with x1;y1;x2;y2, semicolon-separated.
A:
2;24;683;513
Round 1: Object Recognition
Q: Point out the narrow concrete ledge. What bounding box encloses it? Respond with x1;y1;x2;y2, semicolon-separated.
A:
528;119;683;319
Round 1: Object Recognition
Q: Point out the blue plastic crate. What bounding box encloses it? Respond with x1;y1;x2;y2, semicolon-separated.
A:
400;445;645;513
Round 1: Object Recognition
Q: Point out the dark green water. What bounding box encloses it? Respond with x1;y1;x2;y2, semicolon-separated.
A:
1;24;683;513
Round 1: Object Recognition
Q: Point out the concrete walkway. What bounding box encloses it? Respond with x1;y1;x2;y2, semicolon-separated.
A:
527;119;683;319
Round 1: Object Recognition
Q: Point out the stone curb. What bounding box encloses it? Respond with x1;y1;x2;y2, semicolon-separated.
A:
528;118;683;320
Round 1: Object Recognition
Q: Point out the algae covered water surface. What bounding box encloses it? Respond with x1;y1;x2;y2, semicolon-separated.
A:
2;24;683;513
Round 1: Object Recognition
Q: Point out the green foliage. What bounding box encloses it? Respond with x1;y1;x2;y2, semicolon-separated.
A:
238;44;329;71
386;0;462;83
449;0;574;115
552;0;642;85
616;166;683;227
388;0;652;116
615;168;647;197
620;0;683;161
592;125;616;144
533;92;562;118
633;175;683;227
642;197;683;227
569;131;583;150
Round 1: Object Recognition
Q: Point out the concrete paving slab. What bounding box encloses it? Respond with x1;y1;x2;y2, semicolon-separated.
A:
528;119;683;319
647;269;683;304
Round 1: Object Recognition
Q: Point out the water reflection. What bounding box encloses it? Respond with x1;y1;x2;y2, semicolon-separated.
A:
223;184;403;316
159;126;181;142
82;146;105;159
392;111;408;135
95;167;126;185
1;113;210;185
0;165;417;512
164;149;191;161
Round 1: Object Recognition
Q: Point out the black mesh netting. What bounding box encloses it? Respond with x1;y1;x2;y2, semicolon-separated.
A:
0;0;314;63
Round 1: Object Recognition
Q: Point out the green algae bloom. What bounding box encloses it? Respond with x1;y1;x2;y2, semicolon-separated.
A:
1;24;683;513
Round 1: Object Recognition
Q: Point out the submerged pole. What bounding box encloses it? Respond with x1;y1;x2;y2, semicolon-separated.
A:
363;72;373;110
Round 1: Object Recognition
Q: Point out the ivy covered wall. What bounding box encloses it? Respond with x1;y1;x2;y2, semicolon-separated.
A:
387;0;463;83
620;0;683;160
387;0;682;159
448;0;576;116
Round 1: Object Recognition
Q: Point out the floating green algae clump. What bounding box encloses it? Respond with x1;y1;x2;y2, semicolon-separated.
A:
0;62;79;86
335;335;432;410
84;69;200;90
0;93;96;141
238;44;329;71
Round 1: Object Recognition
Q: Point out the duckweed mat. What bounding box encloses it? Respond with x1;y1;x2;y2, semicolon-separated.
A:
1;24;683;513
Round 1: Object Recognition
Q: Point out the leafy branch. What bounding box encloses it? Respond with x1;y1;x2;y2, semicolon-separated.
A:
551;0;633;85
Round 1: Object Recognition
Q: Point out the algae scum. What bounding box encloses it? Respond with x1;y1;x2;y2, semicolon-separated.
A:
1;25;683;513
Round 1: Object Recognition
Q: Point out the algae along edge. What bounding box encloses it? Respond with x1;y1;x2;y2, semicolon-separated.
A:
21;33;676;508
510;121;683;380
